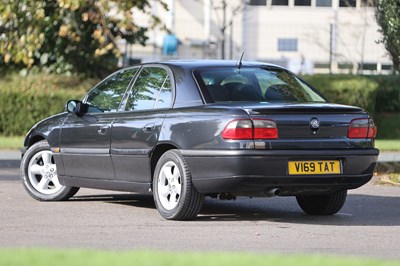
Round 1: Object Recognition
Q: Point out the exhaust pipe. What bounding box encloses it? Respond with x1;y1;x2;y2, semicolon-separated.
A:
218;193;236;201
264;188;280;197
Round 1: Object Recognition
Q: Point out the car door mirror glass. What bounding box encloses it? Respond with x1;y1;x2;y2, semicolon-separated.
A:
66;100;78;113
66;100;88;117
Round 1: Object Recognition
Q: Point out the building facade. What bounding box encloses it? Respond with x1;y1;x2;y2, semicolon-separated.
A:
125;0;392;74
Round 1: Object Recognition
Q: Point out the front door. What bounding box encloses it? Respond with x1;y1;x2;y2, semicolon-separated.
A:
60;67;139;179
60;113;114;179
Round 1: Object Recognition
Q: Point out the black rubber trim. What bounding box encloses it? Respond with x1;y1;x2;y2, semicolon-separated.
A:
61;148;109;154
60;175;152;194
111;148;151;156
180;148;379;157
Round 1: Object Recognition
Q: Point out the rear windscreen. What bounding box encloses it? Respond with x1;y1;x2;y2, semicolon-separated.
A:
194;67;326;103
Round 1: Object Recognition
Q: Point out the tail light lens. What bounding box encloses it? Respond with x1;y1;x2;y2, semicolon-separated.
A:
348;118;377;139
222;119;278;140
253;119;279;139
222;119;253;140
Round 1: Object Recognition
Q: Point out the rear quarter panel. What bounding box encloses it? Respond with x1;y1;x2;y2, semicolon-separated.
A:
158;106;252;150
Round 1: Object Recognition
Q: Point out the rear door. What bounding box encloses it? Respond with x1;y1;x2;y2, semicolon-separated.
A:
111;66;174;183
60;67;139;179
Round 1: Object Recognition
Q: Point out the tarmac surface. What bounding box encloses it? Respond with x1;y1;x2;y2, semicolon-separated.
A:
1;173;399;259
0;149;399;259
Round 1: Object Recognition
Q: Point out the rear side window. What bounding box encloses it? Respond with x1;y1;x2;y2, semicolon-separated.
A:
125;67;172;111
195;67;325;103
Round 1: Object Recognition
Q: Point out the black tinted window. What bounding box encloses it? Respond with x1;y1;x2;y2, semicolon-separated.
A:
126;67;172;111
86;68;138;113
195;67;325;103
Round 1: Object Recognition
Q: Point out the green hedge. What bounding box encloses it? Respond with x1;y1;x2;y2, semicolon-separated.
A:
302;74;400;139
0;73;398;138
302;74;400;114
0;74;98;136
372;75;400;113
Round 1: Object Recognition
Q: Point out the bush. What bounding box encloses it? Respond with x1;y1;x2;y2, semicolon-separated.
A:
302;74;400;114
302;74;400;139
370;75;400;113
0;72;398;138
302;75;379;114
0;74;98;136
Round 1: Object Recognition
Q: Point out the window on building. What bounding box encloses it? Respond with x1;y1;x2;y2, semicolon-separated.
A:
272;0;289;6
249;0;267;5
361;0;375;7
316;0;332;7
339;0;356;7
295;0;311;6
278;38;298;52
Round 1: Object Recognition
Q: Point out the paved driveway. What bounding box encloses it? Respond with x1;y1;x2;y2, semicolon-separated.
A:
1;162;399;259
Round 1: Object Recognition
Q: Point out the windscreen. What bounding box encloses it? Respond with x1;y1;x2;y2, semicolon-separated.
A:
195;67;326;103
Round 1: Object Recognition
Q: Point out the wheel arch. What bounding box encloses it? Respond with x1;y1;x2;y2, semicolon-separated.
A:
27;134;46;147
150;143;179;180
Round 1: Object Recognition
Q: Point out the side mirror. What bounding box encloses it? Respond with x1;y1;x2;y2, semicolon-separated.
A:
65;100;88;117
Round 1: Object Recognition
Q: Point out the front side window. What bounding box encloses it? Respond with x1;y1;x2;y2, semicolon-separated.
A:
195;67;326;103
126;67;172;111
85;67;138;113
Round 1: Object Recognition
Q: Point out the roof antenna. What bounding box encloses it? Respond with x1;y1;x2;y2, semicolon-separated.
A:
237;52;245;71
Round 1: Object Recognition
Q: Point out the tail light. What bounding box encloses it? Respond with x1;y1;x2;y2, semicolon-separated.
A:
222;119;278;140
348;118;377;139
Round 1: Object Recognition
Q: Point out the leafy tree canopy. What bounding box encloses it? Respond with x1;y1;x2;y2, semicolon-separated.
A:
375;0;400;72
0;0;166;77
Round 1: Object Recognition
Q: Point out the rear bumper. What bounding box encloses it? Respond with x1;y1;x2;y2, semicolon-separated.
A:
180;149;379;196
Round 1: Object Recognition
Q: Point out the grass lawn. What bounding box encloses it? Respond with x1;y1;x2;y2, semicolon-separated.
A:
375;139;400;151
0;136;24;150
0;136;399;151
0;249;399;266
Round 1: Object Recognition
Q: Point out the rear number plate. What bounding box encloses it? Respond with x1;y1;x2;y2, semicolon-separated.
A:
288;160;341;175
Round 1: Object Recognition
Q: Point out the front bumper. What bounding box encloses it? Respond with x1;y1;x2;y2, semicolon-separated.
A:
180;149;379;196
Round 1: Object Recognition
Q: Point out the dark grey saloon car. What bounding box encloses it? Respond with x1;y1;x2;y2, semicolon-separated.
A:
20;60;379;220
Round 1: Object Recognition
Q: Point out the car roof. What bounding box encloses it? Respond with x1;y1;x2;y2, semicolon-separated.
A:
139;60;284;70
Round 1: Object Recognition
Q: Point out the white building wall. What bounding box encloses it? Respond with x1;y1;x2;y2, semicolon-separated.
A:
127;0;391;74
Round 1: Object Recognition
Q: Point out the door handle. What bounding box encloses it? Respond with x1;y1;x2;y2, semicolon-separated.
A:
143;123;156;132
97;126;109;135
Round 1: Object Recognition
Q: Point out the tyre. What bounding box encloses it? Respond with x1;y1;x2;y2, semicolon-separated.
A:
153;150;204;220
20;140;79;201
296;190;347;215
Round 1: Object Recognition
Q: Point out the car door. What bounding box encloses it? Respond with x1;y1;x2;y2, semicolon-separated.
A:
111;66;174;183
60;67;139;180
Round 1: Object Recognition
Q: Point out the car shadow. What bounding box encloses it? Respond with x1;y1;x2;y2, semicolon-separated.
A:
198;194;400;226
71;193;156;209
70;192;400;226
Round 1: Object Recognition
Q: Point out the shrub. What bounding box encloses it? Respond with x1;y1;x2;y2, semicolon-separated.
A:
371;75;400;113
303;74;400;114
302;74;400;139
0;74;98;136
302;75;379;115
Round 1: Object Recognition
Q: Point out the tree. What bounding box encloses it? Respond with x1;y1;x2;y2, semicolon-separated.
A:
210;0;242;60
375;0;400;72
0;0;166;77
